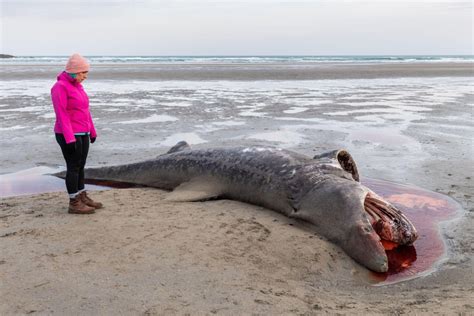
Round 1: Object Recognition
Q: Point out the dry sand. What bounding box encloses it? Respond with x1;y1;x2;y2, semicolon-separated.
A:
0;187;472;315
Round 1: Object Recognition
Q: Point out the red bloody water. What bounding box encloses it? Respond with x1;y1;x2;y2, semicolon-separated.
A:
362;177;462;285
0;168;462;285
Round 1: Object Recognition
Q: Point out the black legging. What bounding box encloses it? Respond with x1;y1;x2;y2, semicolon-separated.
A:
56;133;90;195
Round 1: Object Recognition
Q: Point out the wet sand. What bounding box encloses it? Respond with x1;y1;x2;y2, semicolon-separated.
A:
0;62;473;314
1;62;473;80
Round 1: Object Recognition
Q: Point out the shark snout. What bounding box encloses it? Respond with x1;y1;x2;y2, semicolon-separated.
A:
345;221;388;273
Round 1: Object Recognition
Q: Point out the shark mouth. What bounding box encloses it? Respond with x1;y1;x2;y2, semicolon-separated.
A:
364;191;419;250
321;149;419;251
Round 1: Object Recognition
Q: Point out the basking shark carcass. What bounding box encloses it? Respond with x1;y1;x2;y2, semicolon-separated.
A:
58;141;418;272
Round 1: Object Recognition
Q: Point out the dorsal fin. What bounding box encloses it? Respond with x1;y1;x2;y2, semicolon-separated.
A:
167;141;191;154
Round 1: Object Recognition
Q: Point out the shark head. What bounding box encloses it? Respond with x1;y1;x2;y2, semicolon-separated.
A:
297;175;417;273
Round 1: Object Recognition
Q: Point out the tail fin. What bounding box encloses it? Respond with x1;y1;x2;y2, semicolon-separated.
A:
52;170;66;179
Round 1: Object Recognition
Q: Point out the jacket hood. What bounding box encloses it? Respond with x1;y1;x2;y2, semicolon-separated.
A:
57;71;80;86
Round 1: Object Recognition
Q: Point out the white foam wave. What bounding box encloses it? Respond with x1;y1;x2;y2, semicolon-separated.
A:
283;107;309;114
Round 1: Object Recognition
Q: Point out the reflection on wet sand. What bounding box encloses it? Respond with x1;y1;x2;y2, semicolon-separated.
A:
0;167;109;198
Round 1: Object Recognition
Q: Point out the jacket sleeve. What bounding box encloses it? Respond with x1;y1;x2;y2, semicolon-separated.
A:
51;83;75;143
88;111;97;138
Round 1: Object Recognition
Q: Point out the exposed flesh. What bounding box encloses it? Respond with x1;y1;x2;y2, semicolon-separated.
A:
364;192;418;249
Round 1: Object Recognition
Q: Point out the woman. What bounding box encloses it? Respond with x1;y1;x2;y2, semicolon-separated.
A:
51;53;103;214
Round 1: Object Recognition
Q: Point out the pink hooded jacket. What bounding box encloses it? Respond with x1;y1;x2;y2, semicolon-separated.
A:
51;71;97;144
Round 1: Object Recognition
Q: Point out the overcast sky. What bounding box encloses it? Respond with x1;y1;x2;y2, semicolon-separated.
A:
1;0;472;56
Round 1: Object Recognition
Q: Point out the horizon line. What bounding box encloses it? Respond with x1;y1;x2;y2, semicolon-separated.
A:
3;54;474;57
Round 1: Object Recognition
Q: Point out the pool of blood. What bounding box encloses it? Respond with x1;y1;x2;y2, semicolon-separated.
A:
362;177;462;285
0;168;463;285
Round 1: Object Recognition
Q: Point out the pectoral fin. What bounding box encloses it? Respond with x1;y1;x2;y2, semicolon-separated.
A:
166;177;223;202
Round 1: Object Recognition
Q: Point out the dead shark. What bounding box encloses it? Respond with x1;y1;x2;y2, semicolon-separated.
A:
57;141;418;272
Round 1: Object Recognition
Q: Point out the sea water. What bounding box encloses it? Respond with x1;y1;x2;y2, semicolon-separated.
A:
1;55;473;65
0;77;471;148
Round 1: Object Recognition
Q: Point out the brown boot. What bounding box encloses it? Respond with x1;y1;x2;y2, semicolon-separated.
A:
68;197;95;214
80;191;103;209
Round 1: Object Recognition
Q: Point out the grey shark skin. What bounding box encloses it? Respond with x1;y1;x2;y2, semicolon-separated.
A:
62;141;418;272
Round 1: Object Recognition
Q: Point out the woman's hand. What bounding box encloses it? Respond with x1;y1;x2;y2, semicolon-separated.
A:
90;137;96;144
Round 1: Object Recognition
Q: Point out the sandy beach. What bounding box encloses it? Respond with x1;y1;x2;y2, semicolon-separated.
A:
1;61;473;314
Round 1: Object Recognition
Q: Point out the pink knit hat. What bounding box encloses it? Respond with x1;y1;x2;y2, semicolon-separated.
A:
65;53;90;73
